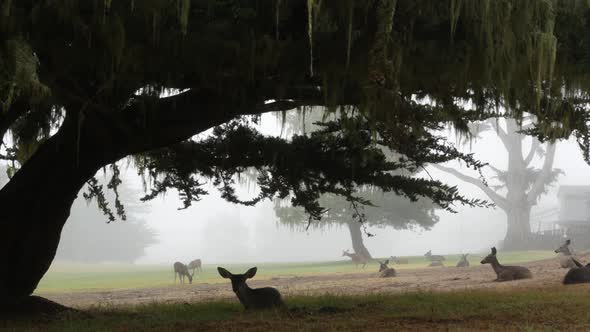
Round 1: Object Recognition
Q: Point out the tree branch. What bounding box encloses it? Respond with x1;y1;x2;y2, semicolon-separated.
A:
432;164;508;210
523;138;540;166
490;119;511;149
527;142;557;204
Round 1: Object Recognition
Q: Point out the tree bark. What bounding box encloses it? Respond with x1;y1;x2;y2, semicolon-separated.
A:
0;114;107;304
502;205;532;250
346;221;372;259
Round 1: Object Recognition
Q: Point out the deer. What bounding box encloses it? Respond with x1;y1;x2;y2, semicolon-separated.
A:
429;261;444;267
424;250;445;263
480;247;532;281
389;256;409;264
342;249;369;268
378;260;396;277
456;254;470;268
217;267;284;310
562;258;590;284
173;262;193;284
188;259;202;274
554;239;577;269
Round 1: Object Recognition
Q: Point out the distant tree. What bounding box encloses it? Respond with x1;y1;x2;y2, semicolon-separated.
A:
273;110;441;258
275;190;438;259
434;118;561;249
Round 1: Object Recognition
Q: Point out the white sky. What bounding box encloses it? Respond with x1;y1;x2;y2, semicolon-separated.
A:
98;112;590;265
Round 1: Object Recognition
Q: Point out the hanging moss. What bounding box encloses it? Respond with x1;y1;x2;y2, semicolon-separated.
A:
177;0;190;35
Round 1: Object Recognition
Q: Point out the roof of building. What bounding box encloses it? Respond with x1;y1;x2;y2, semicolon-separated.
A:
557;185;590;198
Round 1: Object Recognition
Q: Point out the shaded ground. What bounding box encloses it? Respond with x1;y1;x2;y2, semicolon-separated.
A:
40;254;582;308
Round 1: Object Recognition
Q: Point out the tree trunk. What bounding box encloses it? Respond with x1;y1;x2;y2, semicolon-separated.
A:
502;205;532;250
346;221;372;259
0;113;118;305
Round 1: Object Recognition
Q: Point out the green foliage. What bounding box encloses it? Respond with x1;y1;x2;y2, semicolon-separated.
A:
1;0;590;228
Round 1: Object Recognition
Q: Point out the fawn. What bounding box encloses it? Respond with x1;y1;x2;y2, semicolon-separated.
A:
378;260;396;277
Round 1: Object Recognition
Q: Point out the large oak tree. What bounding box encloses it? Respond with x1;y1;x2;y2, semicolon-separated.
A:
1;1;590;310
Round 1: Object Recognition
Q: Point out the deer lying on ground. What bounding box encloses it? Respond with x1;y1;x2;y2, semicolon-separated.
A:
429;261;444;267
554;239;577;269
480;247;532;281
217;267;284;310
389;256;409;264
456;254;470;268
174;262;193;284
562;258;590;284
342;250;368;269
378;260;396;277
424;250;445;262
188;259;202;274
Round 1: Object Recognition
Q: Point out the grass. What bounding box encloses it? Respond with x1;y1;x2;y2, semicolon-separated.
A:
5;286;590;331
35;251;556;294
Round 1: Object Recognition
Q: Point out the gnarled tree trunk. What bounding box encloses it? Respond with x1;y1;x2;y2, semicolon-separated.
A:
0;114;109;305
502;204;532;250
346;221;372;259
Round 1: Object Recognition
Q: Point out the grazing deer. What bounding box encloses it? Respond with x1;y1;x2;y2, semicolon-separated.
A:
554;239;577;269
342;250;368;268
456;254;470;268
389;256;409;264
174;262;193;284
217;267;284;310
188;259;202;274
562;258;590;284
378;260;396;278
480;247;532;281
424;250;445;262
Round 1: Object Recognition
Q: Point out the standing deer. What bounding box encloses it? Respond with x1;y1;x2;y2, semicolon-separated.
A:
424;250;445;263
456;254;470;268
480;247;532;281
378;260;396;277
562;258;590;284
389;256;409;264
342;250;368;268
188;259;202;274
217;267;284;310
554;239;577;269
173;262;193;284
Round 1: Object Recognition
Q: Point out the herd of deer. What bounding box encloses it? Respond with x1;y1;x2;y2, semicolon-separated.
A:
170;239;590;311
341;239;590;284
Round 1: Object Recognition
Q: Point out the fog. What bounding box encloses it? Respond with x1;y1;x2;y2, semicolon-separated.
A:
50;112;590;265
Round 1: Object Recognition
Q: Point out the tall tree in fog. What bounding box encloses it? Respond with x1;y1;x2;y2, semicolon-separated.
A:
434;118;560;249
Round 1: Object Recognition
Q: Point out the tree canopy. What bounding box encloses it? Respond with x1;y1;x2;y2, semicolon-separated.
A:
2;0;590;305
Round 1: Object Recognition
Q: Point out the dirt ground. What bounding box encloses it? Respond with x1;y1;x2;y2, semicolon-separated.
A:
42;255;582;309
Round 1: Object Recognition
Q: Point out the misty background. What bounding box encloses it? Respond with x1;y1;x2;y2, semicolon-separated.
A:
5;111;588;265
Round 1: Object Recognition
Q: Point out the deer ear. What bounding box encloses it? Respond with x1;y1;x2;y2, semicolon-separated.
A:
491;247;497;255
217;267;232;279
245;267;258;278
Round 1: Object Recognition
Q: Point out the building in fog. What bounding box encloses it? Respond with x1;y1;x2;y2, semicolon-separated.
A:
557;186;590;243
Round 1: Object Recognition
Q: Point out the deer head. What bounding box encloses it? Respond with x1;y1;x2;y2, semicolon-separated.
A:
217;267;257;292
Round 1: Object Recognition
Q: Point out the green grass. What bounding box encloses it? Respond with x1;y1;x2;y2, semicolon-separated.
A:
35;251;556;294
6;286;590;331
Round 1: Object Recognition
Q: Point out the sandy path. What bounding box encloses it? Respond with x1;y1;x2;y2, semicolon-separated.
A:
41;255;579;308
